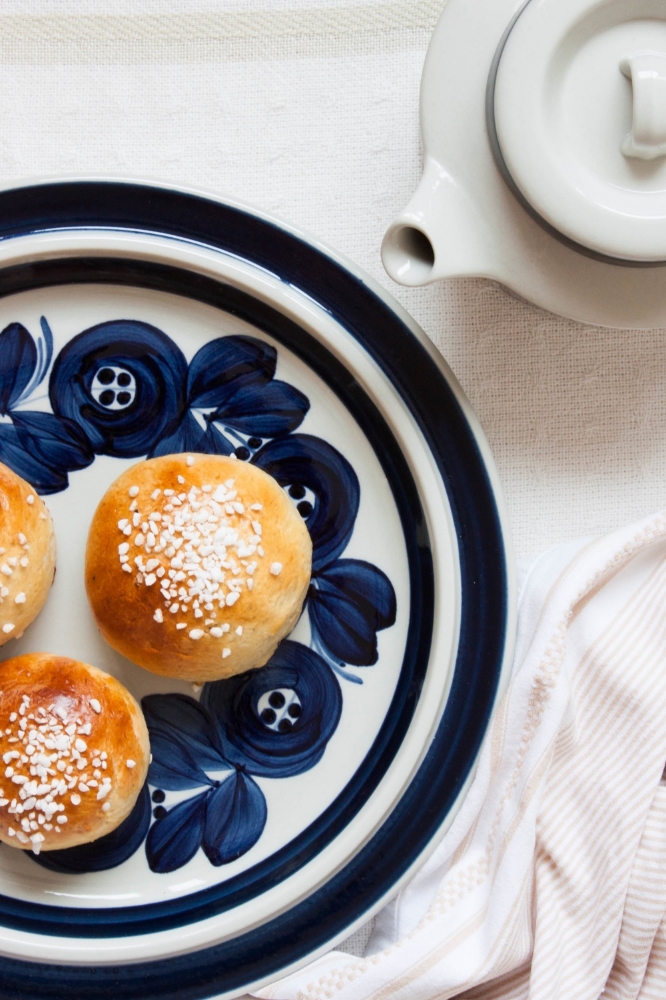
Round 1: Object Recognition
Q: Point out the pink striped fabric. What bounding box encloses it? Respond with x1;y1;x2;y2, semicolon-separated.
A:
254;513;666;1000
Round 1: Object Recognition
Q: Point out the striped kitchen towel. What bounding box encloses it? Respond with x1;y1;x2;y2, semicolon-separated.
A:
255;511;666;1000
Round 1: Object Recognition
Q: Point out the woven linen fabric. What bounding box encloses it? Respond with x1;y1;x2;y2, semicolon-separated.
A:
0;0;665;561
255;512;666;1000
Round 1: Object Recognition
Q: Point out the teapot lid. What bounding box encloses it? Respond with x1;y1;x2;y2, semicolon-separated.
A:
491;0;666;263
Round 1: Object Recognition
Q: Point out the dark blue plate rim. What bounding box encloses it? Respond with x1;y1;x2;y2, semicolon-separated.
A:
0;181;510;1000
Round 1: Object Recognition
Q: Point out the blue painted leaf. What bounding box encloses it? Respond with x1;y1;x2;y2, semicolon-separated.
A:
187;336;276;410
147;730;215;791
149;410;205;458
17;317;55;406
11;411;94;472
309;559;397;666
253;435;359;571
0;323;37;414
143;694;228;790
50;320;188;458
0;423;68;494
143;694;228;771
38;317;55;381
201;641;342;778
30;783;151;874
212;379;309;438
202;771;267;866
146;791;208;873
193;419;235;456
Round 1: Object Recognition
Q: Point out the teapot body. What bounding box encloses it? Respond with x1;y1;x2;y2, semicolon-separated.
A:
382;0;666;329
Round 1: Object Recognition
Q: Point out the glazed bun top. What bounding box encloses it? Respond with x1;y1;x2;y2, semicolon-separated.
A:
85;453;312;682
0;653;149;854
0;462;56;646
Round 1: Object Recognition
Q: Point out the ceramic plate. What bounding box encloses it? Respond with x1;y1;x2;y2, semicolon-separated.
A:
0;180;513;1000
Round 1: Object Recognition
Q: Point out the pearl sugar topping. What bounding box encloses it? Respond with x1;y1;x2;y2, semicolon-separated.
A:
116;461;272;657
0;522;32;637
0;694;115;854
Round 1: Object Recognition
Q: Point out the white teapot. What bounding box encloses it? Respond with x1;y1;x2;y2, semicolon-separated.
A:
382;0;666;329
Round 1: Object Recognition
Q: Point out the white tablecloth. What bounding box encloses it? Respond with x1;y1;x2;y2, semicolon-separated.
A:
257;515;666;1000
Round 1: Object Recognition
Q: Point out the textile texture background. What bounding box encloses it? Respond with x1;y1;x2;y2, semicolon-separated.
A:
255;517;666;999
0;0;664;560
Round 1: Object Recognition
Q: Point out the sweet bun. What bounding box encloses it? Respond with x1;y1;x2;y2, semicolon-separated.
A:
0;653;149;854
85;453;313;682
0;463;56;646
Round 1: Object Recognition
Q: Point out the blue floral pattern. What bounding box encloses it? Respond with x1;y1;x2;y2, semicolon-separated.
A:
5;316;396;875
0;319;93;492
140;642;341;873
200;641;343;778
50;320;188;458
151;336;309;458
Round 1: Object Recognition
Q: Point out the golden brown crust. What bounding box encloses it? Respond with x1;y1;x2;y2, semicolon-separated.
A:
0;463;56;646
85;454;312;681
0;653;149;853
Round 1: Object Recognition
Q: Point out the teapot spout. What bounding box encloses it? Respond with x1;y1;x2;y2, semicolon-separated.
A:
382;157;495;286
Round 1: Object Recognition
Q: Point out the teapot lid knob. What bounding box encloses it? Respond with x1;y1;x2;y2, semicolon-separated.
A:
620;51;666;161
490;0;666;263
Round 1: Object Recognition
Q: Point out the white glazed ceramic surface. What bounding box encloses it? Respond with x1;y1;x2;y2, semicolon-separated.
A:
0;231;460;964
495;0;666;262
5;284;412;904
0;181;514;1000
382;0;666;328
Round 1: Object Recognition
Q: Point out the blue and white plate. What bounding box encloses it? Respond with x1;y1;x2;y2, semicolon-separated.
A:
0;181;513;1000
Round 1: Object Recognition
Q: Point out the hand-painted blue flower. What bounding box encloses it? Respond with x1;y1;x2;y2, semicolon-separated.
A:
201;641;342;778
141;693;267;873
142;644;340;871
145;770;267;873
150;336;309;458
28;783;151;874
0;320;94;493
49;320;188;458
252;435;359;572
309;559;397;666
